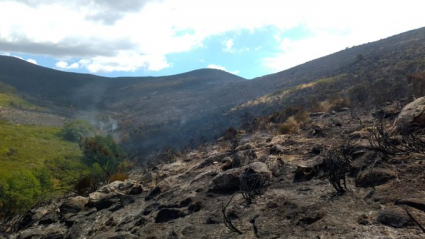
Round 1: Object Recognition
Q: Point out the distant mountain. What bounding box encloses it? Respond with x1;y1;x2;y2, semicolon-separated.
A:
1;26;425;158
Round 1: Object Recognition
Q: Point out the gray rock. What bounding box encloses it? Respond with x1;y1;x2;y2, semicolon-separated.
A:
394;96;425;132
60;196;89;214
154;208;185;223
377;207;412;228
356;167;397;187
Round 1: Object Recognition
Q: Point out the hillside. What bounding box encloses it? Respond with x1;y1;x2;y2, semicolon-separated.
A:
4;98;425;238
2;27;425;158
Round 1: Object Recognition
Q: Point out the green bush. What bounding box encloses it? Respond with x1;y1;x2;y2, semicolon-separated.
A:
79;135;126;183
0;170;45;222
60;120;95;142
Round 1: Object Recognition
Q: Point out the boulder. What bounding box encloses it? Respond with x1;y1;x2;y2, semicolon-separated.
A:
270;144;286;155
127;184;143;195
96;194;135;211
155;208;185;223
60;196;89;214
356;167;397;187
211;162;272;193
211;167;242;192
395;198;425;212
377;207;412;228
394;97;425;132
232;150;256;168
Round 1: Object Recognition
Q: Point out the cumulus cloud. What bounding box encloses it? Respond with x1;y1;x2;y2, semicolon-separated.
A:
56;61;78;69
207;64;239;75
0;0;424;74
26;58;37;64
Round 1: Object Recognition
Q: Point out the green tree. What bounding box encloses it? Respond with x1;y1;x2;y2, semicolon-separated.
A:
0;170;42;222
60;120;95;142
79;135;126;183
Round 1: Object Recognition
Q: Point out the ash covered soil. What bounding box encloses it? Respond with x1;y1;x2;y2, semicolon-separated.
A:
4;101;425;239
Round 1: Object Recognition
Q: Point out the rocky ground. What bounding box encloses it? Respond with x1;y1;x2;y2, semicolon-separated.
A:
2;99;425;239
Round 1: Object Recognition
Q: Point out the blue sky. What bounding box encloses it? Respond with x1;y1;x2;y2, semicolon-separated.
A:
1;0;424;79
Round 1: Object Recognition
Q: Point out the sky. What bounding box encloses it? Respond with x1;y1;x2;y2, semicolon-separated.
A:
0;0;424;79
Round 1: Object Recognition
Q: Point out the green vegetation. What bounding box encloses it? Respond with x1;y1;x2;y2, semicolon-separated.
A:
60;119;96;142
0;170;47;222
79;135;127;183
0;121;83;221
0;82;39;109
0;120;129;221
0;121;82;176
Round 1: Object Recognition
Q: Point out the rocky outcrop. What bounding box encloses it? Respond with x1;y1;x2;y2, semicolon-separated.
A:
60;196;89;214
394;97;425;131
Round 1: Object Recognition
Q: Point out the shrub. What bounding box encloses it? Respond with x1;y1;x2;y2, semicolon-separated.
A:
79;135;126;183
293;109;310;123
0;170;42;222
109;173;129;182
61;120;95;142
278;117;299;134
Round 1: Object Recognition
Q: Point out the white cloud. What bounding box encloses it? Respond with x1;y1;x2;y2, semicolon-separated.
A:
223;39;234;52
0;0;424;73
207;64;239;75
56;61;79;69
26;58;37;64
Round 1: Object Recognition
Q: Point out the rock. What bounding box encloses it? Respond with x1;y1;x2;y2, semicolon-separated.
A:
188;201;203;213
221;157;233;170
310;112;325;117
98;180;131;194
96;194;134;211
337;107;349;112
265;156;284;177
395;198;425;212
292;157;324;182
38;212;60;225
127;184;143;195
161;161;187;175
155;208;185;223
249;162;273;181
91;232;136;239
145;186;161;201
60;196;89;214
394;97;425;132
88;192;121;207
377;207;412;228
310;145;322;155
143;202;161;215
356;167;397;187
235;143;255;151
211;162;271;193
232;150;256;168
211;167;243;192
270;144;286;155
178;198;193;208
197;153;230;169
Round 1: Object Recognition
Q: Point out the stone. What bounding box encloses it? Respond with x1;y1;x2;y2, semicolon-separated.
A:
394;97;425;132
235;143;255;151
377;207;412;228
95;194;134;211
221;157;233;170
395;198;425;212
145;186;161;200
38;212;60;225
127;184;143;195
356;167;397;187
211;167;243;192
232;150;256;168
270;144;286;155
154;208;185;223
60;196;89;214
